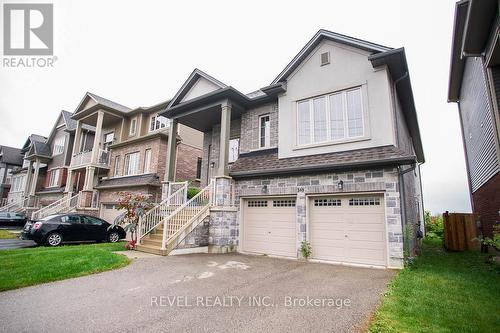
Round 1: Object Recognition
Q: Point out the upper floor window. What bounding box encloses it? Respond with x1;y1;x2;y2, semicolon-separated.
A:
48;169;60;187
259;115;271;148
144;149;152;173
114;155;121;177
229;138;239;163
123;152;140;176
104;132;114;150
129;117;137;136
196;157;202;179
149;115;169;132
297;86;364;146
53;136;65;155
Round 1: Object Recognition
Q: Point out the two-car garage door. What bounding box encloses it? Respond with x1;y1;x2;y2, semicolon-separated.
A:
242;194;387;266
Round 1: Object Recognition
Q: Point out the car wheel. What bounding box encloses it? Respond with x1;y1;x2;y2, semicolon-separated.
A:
46;232;63;246
108;231;120;243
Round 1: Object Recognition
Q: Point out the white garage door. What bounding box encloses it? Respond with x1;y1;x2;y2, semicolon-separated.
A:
309;195;386;266
100;203;125;224
243;197;296;258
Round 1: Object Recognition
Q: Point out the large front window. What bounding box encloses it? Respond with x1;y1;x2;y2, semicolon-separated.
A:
149;115;169;132
123;152;140;176
297;87;364;145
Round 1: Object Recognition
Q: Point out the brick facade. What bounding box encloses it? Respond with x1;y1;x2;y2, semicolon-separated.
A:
472;172;500;237
175;143;202;185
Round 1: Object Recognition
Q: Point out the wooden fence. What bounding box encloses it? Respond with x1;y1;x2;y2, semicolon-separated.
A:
443;212;481;251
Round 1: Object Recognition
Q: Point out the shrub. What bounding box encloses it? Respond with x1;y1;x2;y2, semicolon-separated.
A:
300;241;312;259
424;211;444;240
187;187;201;199
478;225;500;250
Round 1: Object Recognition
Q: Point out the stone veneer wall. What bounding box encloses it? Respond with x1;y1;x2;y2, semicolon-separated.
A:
205;167;406;268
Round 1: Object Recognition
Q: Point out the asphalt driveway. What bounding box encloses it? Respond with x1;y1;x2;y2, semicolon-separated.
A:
0;253;394;332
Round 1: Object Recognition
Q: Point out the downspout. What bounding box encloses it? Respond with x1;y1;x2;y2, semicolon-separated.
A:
397;162;417;260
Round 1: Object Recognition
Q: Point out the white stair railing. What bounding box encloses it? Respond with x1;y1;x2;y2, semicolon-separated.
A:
0;197;28;212
137;182;188;242
31;193;80;220
161;180;214;250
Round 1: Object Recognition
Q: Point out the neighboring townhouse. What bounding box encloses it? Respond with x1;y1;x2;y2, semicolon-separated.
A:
0;145;23;205
5;134;47;210
32;111;90;207
448;0;500;237
145;29;424;269
66;92;202;222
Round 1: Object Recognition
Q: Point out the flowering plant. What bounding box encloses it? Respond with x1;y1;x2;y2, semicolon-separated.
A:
111;192;154;249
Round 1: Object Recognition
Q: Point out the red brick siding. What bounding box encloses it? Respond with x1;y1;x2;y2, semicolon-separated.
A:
98;186;162;204
175;143;202;185
108;137;163;178
472;172;500;237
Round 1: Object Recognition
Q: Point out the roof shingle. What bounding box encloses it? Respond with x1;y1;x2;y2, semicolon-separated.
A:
229;146;416;178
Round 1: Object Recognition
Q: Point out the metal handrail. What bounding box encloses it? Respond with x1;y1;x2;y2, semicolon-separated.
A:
137;182;188;242
31;193;80;220
161;179;214;250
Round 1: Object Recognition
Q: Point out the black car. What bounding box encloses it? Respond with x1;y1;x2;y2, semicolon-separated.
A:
21;213;126;246
0;211;28;226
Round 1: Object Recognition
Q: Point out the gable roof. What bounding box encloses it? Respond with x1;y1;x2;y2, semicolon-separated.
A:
74;92;132;115
21;134;47;152
448;0;498;102
62;110;77;131
167;68;228;108
29;141;52;158
272;29;392;84
0;146;23;166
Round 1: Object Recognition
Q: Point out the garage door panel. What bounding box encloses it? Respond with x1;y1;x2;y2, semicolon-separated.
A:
310;195;386;266
243;198;296;258
348;230;385;242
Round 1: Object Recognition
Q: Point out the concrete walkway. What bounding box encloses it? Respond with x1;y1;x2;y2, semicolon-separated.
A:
0;253;394;332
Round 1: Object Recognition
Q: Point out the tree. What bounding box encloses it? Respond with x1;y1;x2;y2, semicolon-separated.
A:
111;192;154;249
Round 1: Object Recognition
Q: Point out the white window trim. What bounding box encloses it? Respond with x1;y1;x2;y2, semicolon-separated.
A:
258;114;271;148
113;155;121;177
123;151;140;176
143;148;152;173
129;117;137;136
149;114;170;133
53;136;65;156
295;85;368;148
48;168;60;188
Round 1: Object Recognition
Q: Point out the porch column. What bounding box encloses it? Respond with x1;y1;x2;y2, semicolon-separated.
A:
24;160;33;197
29;158;40;196
73;121;82;155
64;169;73;194
91;111;104;164
164;118;178;182
83;166;95;191
218;101;231;176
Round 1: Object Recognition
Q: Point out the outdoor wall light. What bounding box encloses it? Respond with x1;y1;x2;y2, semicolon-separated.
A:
337;180;344;190
210;162;215;168
262;185;268;194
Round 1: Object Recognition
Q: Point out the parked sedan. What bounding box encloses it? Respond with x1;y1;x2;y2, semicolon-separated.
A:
0;212;28;227
21;213;126;246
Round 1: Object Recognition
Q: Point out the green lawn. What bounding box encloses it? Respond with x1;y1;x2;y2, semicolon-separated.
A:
0;230;18;239
0;242;130;291
369;239;500;333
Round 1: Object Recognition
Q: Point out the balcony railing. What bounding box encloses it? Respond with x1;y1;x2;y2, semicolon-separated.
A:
71;149;111;168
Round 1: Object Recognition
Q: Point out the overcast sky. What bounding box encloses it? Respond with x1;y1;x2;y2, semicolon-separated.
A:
0;0;471;214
